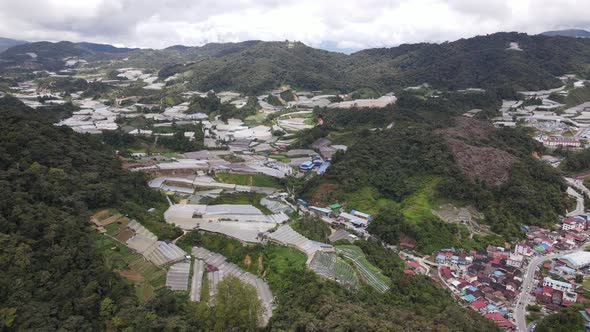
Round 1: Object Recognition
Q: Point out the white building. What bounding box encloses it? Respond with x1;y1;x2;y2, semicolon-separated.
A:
543;277;574;293
562;218;586;232
560;251;590;269
507;253;524;268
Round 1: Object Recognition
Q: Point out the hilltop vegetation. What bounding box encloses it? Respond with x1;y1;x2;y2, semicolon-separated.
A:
301;91;566;251
6;32;589;95
157;32;590;95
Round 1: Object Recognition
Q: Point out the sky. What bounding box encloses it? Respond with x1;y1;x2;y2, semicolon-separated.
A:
0;0;589;52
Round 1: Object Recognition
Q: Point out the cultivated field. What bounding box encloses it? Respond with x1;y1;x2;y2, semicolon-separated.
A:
336;245;390;293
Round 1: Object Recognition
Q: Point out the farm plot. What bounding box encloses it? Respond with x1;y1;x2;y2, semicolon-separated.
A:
309;251;359;288
336;245;390;293
94;234;166;301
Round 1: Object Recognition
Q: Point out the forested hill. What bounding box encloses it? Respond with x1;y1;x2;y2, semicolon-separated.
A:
0;97;162;330
300;91;567;253
157;32;590;94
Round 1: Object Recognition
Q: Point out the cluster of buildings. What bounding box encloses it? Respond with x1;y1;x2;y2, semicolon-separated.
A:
437;245;529;329
297;200;372;238
492;76;590;150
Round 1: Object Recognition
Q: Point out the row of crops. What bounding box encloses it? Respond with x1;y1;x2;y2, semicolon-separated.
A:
336;245;391;293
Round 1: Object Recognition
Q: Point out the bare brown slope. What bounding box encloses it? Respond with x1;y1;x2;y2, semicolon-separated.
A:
437;117;516;187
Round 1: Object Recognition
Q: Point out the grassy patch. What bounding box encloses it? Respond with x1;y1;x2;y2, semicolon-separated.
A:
177;231;306;281
218;154;246;163
209;192;274;215
268;154;291;163
345;186;396;216
215;172;282;189
400;176;443;223
336;245;390;292
93;234;166;302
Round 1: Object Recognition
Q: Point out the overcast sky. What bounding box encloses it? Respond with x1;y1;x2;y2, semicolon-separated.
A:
0;0;589;52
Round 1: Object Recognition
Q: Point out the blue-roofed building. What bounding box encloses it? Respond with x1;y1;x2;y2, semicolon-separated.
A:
299;161;314;171
499;309;509;316
297;199;309;207
463;294;476;302
486;304;498;312
309;206;332;217
436;255;446;263
493;270;505;277
316;161;331;175
556;265;576;275
520;225;531;232
468;286;477;292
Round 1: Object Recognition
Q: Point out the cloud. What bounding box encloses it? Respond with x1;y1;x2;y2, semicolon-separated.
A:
0;0;589;51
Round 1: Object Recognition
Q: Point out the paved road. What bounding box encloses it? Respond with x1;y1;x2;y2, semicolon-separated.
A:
514;244;589;331
566;187;584;216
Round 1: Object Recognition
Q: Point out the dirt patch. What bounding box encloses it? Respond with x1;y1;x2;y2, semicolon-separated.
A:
258;256;264;273
436;117;517;187
115;269;145;282
98;213;123;226
116;228;135;242
91;209;110;222
435;116;494;141
309;182;341;205
244;255;252;269
446;138;517;187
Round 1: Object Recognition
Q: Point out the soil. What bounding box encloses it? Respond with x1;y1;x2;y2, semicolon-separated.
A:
436;116;494;141
116;228;135;242
115;269;144;282
446;138;517;187
99;213;123;226
309;182;341;205
437;117;517;187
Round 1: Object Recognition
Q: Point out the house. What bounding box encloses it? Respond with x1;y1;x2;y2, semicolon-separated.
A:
507;253;524;268
563;291;578;305
350;209;372;221
560;251;590;269
543;137;581;147
339;212;368;227
543;277;574;293
309;206;332;217
514;244;533;257
562;217;586;232
471;300;487;311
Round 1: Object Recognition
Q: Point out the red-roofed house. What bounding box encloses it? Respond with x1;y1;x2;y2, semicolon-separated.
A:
562;218;586;232
471;300;487;311
496;320;515;329
485;312;505;321
403;269;416;275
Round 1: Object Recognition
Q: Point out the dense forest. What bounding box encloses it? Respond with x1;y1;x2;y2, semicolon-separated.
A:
4;32;590;95
301;91;567;251
0;96;501;331
154;32;590;95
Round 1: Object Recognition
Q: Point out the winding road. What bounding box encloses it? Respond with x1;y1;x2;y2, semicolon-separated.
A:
514;244;590;331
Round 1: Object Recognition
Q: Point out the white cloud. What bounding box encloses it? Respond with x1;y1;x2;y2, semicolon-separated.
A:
0;0;588;51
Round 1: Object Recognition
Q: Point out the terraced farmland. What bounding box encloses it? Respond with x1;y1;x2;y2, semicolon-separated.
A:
336;245;390;293
309;251;359;288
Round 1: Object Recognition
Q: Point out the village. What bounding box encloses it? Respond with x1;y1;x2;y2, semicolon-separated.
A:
8;54;590;331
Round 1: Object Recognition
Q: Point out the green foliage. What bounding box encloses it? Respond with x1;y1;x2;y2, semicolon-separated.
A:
266;94;283;106
536;305;585;332
0;102;165;330
155;123;205;152
290;214;331;242
214;172;282;188
208;192;273;215
562;149;590;173
208;275;263;330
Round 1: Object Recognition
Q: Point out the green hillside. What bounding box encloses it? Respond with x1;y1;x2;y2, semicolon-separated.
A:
157;32;590;95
